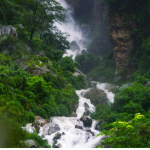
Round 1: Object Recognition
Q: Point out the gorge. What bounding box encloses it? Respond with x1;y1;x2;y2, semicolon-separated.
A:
1;0;150;148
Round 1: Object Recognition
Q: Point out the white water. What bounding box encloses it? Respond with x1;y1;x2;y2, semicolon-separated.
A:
97;83;115;103
54;0;88;60
38;89;103;148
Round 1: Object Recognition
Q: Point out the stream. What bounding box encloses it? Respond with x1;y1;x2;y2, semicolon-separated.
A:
25;0;115;148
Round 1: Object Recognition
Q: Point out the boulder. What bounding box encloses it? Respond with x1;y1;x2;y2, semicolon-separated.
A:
70;41;80;51
75;125;83;130
25;140;37;148
85;133;91;142
70;112;77;117
83;110;90;116
34;116;49;127
84;128;91;132
84;102;89;111
95;119;104;131
119;83;133;91
53;132;61;140
80;116;92;127
43;123;60;135
95;135;111;148
84;88;108;106
32;122;40;133
0;25;18;39
62;132;65;135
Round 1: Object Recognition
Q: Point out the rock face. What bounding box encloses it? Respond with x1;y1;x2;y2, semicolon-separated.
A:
84;88;108;106
70;41;80;51
0;25;18;39
87;0;113;56
80;116;92;127
109;14;135;77
34;116;49;126
25;140;37;148
43;123;60;135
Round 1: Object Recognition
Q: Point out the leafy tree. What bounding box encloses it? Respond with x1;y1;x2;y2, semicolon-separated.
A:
101;113;150;148
22;0;65;44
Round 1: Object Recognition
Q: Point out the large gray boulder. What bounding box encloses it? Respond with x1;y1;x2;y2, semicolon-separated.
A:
84;88;108;106
43;123;60;135
70;41;80;51
25;140;37;148
0;25;18;39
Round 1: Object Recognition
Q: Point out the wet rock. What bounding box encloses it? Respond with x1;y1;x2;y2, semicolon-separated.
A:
119;83;133;91
85;133;91;142
34;116;49;127
95;120;104;131
84;128;91;132
53;139;57;144
53;132;61;140
70;41;80;51
62;132;65;135
75;125;83;130
32;122;40;133
95;135;111;148
90;131;95;136
83;110;90;116
80;116;92;127
53;145;59;148
43;123;60;135
84;88;108;106
25;140;37;148
84;102;89;111
70;112;77;117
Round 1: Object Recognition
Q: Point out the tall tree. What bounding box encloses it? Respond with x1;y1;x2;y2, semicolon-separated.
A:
22;0;65;45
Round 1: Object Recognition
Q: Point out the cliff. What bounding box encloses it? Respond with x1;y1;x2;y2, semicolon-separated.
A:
108;14;136;79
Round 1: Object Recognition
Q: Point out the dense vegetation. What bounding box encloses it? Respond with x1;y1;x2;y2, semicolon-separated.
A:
0;0;86;148
75;52;115;83
89;0;150;148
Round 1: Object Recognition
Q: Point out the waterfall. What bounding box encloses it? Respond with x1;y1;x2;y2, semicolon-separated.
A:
54;0;88;60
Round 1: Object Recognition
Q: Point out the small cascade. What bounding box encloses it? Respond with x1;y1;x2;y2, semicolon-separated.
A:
37;89;103;148
97;83;115;103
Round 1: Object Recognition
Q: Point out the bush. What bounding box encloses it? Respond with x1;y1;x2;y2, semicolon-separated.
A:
58;104;69;117
33;107;47;118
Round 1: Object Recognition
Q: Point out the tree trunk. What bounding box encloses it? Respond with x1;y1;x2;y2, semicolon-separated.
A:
29;29;34;45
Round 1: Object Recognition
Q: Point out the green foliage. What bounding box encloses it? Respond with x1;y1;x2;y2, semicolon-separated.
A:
75;53;115;83
101;113;150;148
27;132;51;148
58;104;69;117
58;57;76;73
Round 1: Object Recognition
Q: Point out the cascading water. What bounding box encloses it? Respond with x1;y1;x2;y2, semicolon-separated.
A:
54;0;88;60
38;89;103;148
25;0;115;148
